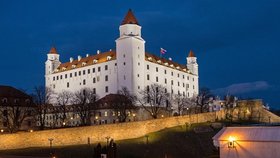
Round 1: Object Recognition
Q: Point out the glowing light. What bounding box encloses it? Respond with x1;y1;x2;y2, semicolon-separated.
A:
161;115;164;118
63;122;66;126
0;129;4;133
95;116;99;119
30;129;33;133
132;114;136;117
228;136;236;148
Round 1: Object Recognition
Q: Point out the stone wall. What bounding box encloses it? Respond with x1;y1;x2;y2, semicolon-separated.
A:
0;111;223;150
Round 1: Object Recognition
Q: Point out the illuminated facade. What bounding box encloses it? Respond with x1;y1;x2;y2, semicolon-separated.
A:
45;10;199;112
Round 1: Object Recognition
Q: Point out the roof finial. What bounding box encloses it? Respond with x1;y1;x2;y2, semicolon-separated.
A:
121;9;139;26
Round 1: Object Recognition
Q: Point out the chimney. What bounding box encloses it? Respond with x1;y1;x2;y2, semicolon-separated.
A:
78;55;82;61
70;57;74;63
168;57;172;61
86;54;89;57
97;50;100;54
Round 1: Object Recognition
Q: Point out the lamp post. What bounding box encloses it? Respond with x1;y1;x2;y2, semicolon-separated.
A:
105;136;110;147
132;113;136;121
48;138;54;156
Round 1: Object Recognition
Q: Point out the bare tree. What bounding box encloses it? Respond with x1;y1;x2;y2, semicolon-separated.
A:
31;86;53;130
0;98;34;133
56;91;73;126
137;84;170;119
113;87;137;122
73;88;98;126
223;95;237;122
174;94;195;116
195;87;213;113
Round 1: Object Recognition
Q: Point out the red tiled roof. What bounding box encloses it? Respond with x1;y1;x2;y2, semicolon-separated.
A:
121;9;139;25
55;51;190;74
188;50;196;57
55;50;116;73
49;47;58;54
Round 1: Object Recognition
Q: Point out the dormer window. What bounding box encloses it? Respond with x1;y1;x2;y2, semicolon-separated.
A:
176;66;180;69
82;62;87;66
157;60;161;63
170;64;174;67
72;65;76;68
107;56;112;60
93;59;98;64
164;62;168;66
55;69;59;72
148;57;152;61
183;68;187;71
62;67;66;71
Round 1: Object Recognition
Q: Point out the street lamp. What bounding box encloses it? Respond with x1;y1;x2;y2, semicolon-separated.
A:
105;136;110;147
48;138;54;156
132;113;136;121
228;136;236;148
0;129;4;133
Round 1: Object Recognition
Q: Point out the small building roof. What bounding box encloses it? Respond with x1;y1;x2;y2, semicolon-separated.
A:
121;9;139;26
0;85;30;99
213;126;280;142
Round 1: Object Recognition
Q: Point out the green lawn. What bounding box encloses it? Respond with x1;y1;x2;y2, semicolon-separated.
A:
0;123;220;158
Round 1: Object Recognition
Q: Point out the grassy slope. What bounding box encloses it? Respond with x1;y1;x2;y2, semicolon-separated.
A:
0;123;220;158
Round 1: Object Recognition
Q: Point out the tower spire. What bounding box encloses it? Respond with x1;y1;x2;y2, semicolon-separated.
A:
188;50;196;57
121;9;139;25
49;46;58;54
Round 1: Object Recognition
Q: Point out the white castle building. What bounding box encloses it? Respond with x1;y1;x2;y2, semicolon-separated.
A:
45;9;199;111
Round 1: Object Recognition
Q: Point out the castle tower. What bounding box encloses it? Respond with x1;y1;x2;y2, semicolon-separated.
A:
45;47;61;75
116;9;146;94
186;50;198;76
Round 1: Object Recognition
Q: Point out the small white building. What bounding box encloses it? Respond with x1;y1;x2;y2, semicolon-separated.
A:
213;126;280;158
45;9;199;113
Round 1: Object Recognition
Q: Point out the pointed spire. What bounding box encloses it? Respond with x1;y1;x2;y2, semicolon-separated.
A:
188;50;196;57
121;9;139;26
49;46;58;54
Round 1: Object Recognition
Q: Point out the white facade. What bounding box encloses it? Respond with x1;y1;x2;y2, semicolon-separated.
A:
45;10;199;112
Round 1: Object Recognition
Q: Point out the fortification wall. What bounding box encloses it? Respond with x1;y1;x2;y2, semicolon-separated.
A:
0;111;223;150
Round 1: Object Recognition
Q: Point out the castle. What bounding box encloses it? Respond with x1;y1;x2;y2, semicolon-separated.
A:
45;9;199;111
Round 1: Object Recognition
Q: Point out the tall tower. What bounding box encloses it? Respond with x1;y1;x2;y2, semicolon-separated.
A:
116;9;146;94
45;47;61;86
186;50;198;76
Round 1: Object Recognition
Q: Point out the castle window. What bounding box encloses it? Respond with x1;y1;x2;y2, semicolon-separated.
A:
123;62;126;66
193;85;195;89
88;69;90;74
178;82;180;86
171;80;173;85
70;73;72;78
67;82;69;88
75;72;77;77
105;65;108;70
105;86;108;93
92;68;95;73
93;88;96;94
83;70;86;75
65;74;67;79
123;54;125;58
2;98;7;104
98;67;101;72
60;75;62;79
188;92;190;97
124;75;126;80
187;84;189;88
97;76;100;81
165;78;167;84
156;67;158;72
138;86;140;89
147;74;150;80
147;65;149;70
164;70;167;74
183;83;185;87
156;76;158;82
183;92;185;96
137;74;139;77
79;71;81;76
178;91;180;95
93;78;96;83
93;59;98;63
147;86;150;92
165;88;167;93
138;62;140;66
171;72;173;76
53;77;55;81
187;76;189;80
193;78;195;81
83;79;86;85
183;75;185;79
105;75;108;81
53;84;55;89
178;74;179;77
56;76;59;80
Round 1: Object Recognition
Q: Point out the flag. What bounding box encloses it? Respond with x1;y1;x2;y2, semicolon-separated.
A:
160;48;167;54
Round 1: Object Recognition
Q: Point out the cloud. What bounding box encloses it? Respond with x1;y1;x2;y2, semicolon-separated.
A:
212;81;270;95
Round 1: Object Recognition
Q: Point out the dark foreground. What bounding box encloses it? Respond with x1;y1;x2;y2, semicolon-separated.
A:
0;123;220;158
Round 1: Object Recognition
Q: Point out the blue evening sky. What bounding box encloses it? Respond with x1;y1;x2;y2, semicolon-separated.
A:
0;0;279;108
